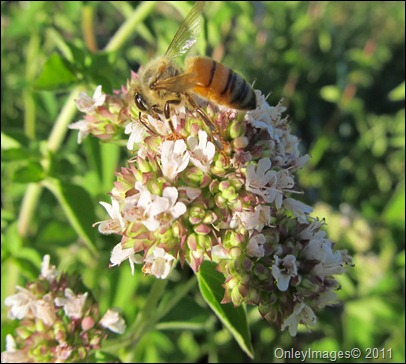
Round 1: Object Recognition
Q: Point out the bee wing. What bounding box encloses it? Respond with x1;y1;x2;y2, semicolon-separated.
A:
165;1;205;60
152;72;198;93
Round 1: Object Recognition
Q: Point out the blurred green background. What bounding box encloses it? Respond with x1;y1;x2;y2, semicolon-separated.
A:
1;1;405;362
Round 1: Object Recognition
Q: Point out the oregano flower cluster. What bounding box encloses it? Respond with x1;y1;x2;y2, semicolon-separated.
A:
69;71;352;336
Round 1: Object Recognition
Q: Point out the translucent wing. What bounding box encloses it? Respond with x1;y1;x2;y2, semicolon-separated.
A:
152;72;198;93
165;1;205;60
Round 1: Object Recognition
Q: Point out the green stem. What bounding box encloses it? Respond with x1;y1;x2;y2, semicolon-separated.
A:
104;1;157;53
24;32;40;139
17;183;42;237
18;87;82;238
82;4;98;52
103;275;198;354
18;1;157;239
130;278;168;341
47;87;83;153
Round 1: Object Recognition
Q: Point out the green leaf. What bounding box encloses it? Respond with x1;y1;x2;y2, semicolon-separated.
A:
382;181;405;227
89;351;121;363
197;261;254;359
388;81;405;101
34;53;77;90
12;162;45;183
44;179;97;254
320;85;341;103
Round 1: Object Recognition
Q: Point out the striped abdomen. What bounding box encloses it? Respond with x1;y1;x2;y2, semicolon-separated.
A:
186;56;257;110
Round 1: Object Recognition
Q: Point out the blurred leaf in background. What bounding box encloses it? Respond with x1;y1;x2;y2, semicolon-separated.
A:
1;1;405;362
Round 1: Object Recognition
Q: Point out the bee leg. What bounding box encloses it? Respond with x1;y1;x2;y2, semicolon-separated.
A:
184;94;216;132
184;94;226;152
137;112;157;135
164;99;181;133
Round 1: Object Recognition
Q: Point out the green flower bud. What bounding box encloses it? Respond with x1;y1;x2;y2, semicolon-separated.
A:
233;136;249;149
229;119;246;139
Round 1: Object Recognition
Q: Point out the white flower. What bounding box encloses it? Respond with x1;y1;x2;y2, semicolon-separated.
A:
110;243;143;276
247;234;266;258
54;288;88;320
41;254;58;282
211;244;227;259
5;286;37;320
281;302;317;336
96;198;125;234
187;130;215;172
35;293;57;326
136;184;171;231
1;335;29;363
231;205;272;231
132;183;186;231
125;121;145;150
178;186;202;201
272;255;298;291
161;140;190;181
303;239;347;276
245;158;281;204
162;187;187;219
68;119;91;144
246;158;274;190
316;291;338;309
246;93;286;139
5;335;16;352
75;85;106;113
144;247;175;279
298;219;327;241
283;197;313;223
100;308;126;334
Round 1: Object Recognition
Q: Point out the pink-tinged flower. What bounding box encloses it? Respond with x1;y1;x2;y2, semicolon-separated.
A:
95;198;125;234
281;302;317;336
75;85;106;114
110;243;143;276
54;289;88;320
161;140;190;181
187;130;215;172
40;254;58;282
271;255;298;291
68;119;91;144
247;234;266;258
5;286;37;320
211;244;227;259
125;121;146;150
144;247;175;279
99;308;126;334
178;186;202;201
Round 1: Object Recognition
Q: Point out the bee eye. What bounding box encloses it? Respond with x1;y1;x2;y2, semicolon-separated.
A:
134;93;148;111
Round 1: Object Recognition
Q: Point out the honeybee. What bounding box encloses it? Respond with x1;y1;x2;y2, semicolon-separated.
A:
132;1;257;132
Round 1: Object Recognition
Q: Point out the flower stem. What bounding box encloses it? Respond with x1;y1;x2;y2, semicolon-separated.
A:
103;275;198;356
18;87;82;238
82;4;98;52
104;1;157;53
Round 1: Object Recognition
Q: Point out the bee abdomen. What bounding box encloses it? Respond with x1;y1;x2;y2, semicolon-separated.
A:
187;57;257;110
